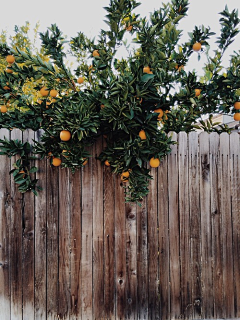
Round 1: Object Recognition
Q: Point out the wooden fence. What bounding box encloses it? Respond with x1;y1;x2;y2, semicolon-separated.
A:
0;129;240;320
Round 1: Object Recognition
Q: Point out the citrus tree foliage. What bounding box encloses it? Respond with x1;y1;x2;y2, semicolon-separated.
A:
0;0;239;203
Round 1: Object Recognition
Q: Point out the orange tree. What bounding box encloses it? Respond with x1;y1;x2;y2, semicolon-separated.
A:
0;0;239;203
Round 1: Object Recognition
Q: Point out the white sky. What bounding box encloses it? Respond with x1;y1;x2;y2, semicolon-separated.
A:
1;0;240;74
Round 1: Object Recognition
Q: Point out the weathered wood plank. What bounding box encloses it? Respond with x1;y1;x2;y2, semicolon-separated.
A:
81;153;93;320
115;175;126;320
168;132;181;319
46;158;59;320
220;133;234;318
136;197;148;320
188;131;201;319
34;129;47;320
209;133;223;318
58;166;70;319
148;164;159;320
92;138;104;320
10;129;23;320
0;129;11;320
125;202;137;320
69;168;82;320
22;129;35;320
178;132;192;319
103;149;115;319
230;132;240;318
199;131;213;319
158;155;170;320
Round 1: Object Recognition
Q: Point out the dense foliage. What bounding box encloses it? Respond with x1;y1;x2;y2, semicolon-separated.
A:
0;0;239;203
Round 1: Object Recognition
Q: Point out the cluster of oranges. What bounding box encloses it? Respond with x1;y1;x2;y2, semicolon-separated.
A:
233;102;240;121
5;54;15;74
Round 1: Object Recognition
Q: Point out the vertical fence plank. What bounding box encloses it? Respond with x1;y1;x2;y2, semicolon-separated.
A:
188;132;201;318
199;132;213;319
137;197;148;320
22;129;35;320
103;152;115;319
10;129;23;320
115;175;126;320
92;138;104;320
158;155;169;320
168;132;180;319
46;161;59;319
148;165;159;320
220;133;235;318
81;154;93;320
210;133;223;318
34;130;47;319
230;132;240;318
178;132;192;319
125;202;137;320
0;129;11;320
58;166;70;319
69;167;82;320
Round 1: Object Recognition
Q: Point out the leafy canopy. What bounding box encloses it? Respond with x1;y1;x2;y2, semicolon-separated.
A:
0;0;239;203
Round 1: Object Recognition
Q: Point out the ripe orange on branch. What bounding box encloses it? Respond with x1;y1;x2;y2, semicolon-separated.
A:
234;113;240;121
50;89;58;97
60;130;71;141
139;130;147;140
77;77;84;84
192;42;202;52
6;55;15;64
93;50;100;57
0;106;7;113
52;157;62;166
234;102;240;110
195;89;201;97
39;86;49;97
6;65;13;73
150;157;160;168
104;160;111;166
143;66;151;73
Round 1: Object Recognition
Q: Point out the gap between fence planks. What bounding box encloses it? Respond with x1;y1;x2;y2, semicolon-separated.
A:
0;129;239;320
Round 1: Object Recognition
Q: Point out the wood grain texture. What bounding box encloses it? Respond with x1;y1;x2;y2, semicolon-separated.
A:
34;130;47;320
22;129;35;320
10;129;23;320
0;129;11;320
0;130;239;320
220;133;234;318
189;131;202;319
199;132;213;319
168;132;181;319
230;133;240;318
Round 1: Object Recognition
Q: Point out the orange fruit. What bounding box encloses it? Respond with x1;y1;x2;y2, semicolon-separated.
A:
6;65;13;73
40;86;49;97
52;157;62;167
60;130;71;141
0;106;7;113
139;129;147;140
195;89;201;97
121;171;130;181
154;108;164;119
192;42;202;52
83;158;88;166
77;77;84;84
234;113;240;121
143;66;151;73
100;104;105;109
6;55;15;64
50;89;58;97
104;160;111;166
93;50;100;57
126;25;133;31
3;85;10;90
178;65;184;72
234;102;240;110
150;157;160;168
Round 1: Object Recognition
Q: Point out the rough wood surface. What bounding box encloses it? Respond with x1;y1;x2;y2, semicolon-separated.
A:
0;130;239;320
